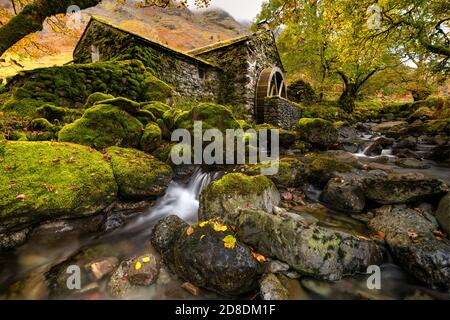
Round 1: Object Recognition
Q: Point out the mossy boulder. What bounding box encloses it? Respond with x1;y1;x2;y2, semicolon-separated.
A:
141;76;173;102
407;107;434;123
58;104;144;149
296;118;337;150
107;147;172;200
236;209;383;281
372;121;409;136
37;104;81;122
0;141;118;232
308;156;354;187
244;158;308;189
199;173;280;223
176;103;241;133
1;98;43;117
141;101;170;119
84;92;115;108
31;118;54;131
140;122;162;153
92;97;141;115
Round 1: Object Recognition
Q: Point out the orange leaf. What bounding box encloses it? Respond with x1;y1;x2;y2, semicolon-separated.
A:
408;232;418;239
356;235;370;241
186;227;194;236
432;230;446;241
251;252;266;263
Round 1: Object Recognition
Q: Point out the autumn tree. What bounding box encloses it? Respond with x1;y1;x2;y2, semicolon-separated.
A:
257;0;448;112
0;0;210;58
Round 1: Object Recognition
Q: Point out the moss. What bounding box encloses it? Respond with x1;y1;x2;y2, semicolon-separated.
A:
0;141;117;232
408;106;434;122
95;97;141;115
107;146;172;200
6;60;169;108
207;173;274;198
297;118;332;131
141;101;170;119
140;122;162;153
237;119;253;131
58;104;144;149
333;121;349;128
27;131;57;142
244;157;308;188
84;92;115;108
7;131;28;141
152;143;174;163
176;103;241;133
424;118;450;135
31;118;54;131
308;156;354;187
135;110;156;125
37;104;82;123
1;98;44;117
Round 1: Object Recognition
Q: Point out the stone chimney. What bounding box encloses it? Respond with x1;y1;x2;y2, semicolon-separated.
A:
257;19;270;31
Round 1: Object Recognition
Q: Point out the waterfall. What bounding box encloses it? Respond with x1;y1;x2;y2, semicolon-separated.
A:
124;168;219;233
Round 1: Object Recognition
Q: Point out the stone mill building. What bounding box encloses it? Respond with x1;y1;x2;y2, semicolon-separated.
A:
74;16;301;128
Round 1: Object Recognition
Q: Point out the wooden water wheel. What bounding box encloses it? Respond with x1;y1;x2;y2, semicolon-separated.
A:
255;67;287;124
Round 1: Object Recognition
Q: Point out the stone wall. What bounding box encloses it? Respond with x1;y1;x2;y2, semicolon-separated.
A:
74;18;221;103
194;30;284;121
263;97;301;129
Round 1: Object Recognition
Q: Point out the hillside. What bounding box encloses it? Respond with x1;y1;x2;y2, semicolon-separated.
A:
0;1;248;80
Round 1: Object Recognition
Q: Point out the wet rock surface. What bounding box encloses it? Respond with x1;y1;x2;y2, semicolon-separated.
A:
362;172;448;204
369;205;450;289
151;215;259;296
235;209;384;281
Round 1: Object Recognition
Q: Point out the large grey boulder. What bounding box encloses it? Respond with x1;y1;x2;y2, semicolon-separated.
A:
199;173;280;222
151;215;259;296
436;193;450;234
235;209;383;281
363;172;448;204
369;205;450;289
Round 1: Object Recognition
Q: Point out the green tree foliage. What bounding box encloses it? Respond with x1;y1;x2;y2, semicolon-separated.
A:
256;0;448;111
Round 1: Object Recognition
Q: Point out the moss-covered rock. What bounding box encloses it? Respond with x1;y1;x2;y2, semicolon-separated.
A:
308;156;354;187
244;157;308;189
135;110;156;125
37;104;81;122
141;101;170;119
152;143;174;163
1;98;44;117
199;173;280;223
7;131;28;141
296;118;337;150
58;104;144;149
93;97;141;115
84;92;115;109
407;107;434;123
236;209;383;281
0;141;118;232
31;118;54;131
140;122;162;153
176;103;241;133
107;147;172;200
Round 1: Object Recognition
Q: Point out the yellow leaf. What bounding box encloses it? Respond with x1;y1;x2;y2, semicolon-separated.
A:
200;235;206;240
199;221;209;228
135;262;142;270
186;227;194;236
223;235;236;249
252;252;266;263
142;257;151;263
214;223;228;232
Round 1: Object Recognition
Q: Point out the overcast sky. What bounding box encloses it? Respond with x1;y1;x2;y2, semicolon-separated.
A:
187;0;266;22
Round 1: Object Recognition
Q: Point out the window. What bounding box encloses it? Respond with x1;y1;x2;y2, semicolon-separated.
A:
198;67;207;80
91;45;100;63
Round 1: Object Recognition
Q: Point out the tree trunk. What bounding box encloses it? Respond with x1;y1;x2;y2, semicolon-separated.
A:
338;83;358;113
0;0;101;57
